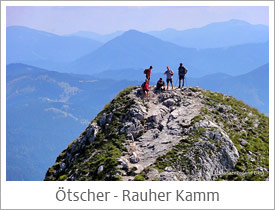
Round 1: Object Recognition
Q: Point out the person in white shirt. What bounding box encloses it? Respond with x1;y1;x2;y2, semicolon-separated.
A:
164;66;174;90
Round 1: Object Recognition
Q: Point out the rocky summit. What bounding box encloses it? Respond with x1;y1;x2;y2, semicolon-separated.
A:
44;86;269;181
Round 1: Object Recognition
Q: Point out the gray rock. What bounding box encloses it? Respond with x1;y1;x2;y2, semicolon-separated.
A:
165;166;173;172
214;132;222;141
147;115;158;124
74;153;80;159
240;129;247;137
148;144;155;149
161;141;170;144
217;105;226;113
209;132;215;140
160;172;179;181
98;114;106;127
106;113;113;124
163;99;175;107
87;124;99;144
60;163;66;171
129;152;140;163
97;165;104;174
117;158;129;171
71;139;81;154
126;133;135;141
126;107;145;121
147;168;160;180
240;139;248;146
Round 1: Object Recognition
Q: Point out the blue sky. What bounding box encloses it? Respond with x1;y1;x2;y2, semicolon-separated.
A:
7;6;269;35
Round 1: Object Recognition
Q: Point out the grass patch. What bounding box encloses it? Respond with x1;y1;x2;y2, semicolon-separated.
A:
133;174;145;181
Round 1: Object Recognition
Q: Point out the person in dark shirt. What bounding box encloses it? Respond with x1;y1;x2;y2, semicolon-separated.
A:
156;78;165;91
178;62;188;88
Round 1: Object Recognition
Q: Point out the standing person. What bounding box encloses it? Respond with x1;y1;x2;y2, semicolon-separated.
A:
178;62;188;88
141;79;149;99
144;66;153;83
164;66;174;90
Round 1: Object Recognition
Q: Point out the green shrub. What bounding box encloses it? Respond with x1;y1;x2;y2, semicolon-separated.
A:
58;175;67;181
133;174;145;181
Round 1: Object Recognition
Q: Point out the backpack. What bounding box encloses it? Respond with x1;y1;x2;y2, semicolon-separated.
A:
144;69;148;74
170;70;174;76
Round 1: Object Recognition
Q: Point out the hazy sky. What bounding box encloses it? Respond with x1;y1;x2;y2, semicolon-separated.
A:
6;6;269;35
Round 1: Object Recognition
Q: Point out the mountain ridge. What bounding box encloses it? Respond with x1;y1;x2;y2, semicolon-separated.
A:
45;86;269;181
67;30;124;43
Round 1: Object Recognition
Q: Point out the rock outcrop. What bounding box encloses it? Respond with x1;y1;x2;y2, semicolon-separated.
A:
44;86;269;181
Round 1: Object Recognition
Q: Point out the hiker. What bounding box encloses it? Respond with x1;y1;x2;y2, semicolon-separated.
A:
164;66;174;90
178;62;188;88
144;66;153;82
156;78;165;91
141;79;149;99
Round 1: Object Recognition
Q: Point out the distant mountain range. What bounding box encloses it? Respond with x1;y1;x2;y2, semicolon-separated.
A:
7;19;269;78
148;19;269;49
6;63;137;180
69;29;268;77
6;26;102;71
67;19;268;49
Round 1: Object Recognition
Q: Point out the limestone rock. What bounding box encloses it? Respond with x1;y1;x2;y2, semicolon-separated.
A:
130;152;140;163
97;165;104;174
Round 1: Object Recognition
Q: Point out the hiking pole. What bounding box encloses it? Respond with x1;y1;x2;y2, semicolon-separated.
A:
175;76;179;88
185;76;188;87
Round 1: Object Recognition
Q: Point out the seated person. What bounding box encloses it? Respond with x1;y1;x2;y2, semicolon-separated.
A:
156;78;165;91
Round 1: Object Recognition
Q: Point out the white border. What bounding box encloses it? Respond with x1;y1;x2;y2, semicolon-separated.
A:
1;0;7;185
1;1;274;209
1;1;273;6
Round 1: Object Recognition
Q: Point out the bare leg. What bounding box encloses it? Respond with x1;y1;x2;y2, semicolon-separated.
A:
179;79;181;88
143;91;147;102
